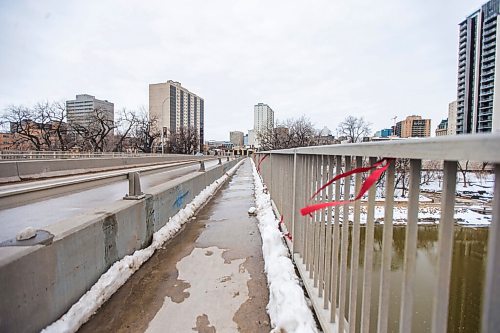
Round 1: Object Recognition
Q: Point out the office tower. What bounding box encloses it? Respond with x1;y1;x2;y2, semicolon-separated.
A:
66;94;114;128
457;0;500;133
229;131;244;147
149;81;204;150
395;115;431;138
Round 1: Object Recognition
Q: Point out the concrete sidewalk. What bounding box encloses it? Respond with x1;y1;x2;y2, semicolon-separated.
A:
79;159;271;333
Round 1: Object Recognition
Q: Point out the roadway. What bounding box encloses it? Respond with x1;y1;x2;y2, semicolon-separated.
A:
0;159;220;243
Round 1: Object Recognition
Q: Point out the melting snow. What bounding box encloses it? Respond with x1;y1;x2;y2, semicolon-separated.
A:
251;159;318;333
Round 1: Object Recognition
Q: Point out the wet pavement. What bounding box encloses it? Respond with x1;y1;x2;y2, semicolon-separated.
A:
79;160;271;333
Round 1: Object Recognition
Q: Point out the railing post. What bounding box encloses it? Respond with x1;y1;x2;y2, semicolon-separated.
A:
377;158;396;333
482;163;500;332
399;159;422;332
431;160;457;333
291;150;297;255
338;155;351;333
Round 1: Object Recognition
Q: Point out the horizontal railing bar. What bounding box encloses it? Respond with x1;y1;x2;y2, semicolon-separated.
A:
259;133;500;162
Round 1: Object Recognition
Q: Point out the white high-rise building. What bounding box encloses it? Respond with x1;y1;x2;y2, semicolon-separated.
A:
149;81;204;150
66;94;114;128
254;103;274;133
253;103;274;148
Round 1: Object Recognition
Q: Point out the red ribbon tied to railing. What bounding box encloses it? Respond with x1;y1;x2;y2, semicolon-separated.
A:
256;153;269;173
300;158;394;216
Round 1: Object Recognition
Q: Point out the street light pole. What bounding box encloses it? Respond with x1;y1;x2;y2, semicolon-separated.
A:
161;97;169;155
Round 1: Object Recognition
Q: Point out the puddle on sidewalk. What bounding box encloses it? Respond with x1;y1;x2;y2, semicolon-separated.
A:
79;160;270;333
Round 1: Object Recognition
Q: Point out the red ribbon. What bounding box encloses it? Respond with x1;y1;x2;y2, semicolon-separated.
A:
257;154;269;173
277;216;292;241
300;158;393;216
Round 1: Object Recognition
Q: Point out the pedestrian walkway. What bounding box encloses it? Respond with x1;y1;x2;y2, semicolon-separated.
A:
79;160;271;333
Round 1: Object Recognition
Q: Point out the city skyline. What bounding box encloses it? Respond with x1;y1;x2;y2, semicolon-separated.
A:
0;0;490;140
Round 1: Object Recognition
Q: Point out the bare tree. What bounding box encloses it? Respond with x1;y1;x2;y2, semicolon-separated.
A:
337;116;371;143
256;116;316;150
71;108;116;152
457;160;470;187
129;109;160;153
111;109;139;152
394;158;410;197
2;102;73;150
256;125;291;150
167;126;199;154
288;116;316;147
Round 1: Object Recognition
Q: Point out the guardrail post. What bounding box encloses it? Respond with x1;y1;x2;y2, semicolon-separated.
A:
123;172;145;200
227;156;230;162
218;158;222;165
199;161;206;172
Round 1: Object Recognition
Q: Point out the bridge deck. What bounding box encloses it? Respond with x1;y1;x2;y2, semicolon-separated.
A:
79;160;271;333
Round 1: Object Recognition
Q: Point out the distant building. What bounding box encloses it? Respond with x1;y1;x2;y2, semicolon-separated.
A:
248;129;256;147
448;100;458;135
456;0;500;133
254;103;274;147
207;140;234;150
229;131;244;147
243;134;248;146
66;94;114;129
395;115;431;138
149;81;204;150
436;119;449;136
315;126;337;145
374;128;393;138
0;132;14;150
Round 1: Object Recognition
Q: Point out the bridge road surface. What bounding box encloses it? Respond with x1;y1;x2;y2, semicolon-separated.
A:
0;159;220;243
79;160;271;333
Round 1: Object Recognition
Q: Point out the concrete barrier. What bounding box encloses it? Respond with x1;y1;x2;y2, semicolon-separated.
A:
0;155;210;183
0;158;242;333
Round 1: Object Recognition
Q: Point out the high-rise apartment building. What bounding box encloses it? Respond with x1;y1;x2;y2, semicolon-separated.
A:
254;103;274;133
456;0;500;134
448;100;458;135
395;115;431;138
253;103;274;148
229;131;244;147
149;81;204;150
66;94;114;128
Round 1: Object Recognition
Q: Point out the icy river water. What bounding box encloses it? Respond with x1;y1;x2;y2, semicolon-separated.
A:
353;225;487;332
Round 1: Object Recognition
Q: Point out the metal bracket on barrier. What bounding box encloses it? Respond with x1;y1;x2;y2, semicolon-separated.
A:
199;161;206;172
227;156;230;162
218;158;222;165
124;172;145;200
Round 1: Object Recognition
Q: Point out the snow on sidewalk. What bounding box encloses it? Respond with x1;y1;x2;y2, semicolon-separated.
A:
42;159;245;333
251;159;318;333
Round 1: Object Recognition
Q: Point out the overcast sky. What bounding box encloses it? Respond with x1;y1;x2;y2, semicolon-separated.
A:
0;0;487;140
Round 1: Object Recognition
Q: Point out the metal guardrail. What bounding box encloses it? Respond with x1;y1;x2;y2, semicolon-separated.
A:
0;150;163;160
255;134;500;333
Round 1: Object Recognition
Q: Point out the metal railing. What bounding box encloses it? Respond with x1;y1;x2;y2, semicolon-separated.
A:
1;150;171;160
255;134;500;333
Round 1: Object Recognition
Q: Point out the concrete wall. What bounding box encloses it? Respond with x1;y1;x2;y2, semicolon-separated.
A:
0;155;208;183
0;158;241;333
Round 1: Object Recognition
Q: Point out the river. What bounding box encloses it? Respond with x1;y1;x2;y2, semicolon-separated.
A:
344;225;488;332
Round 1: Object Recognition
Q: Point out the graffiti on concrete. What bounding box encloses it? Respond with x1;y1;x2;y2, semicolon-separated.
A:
173;190;190;209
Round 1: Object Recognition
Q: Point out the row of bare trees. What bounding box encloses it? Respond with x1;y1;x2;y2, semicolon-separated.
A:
1;102;199;153
256;115;372;150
